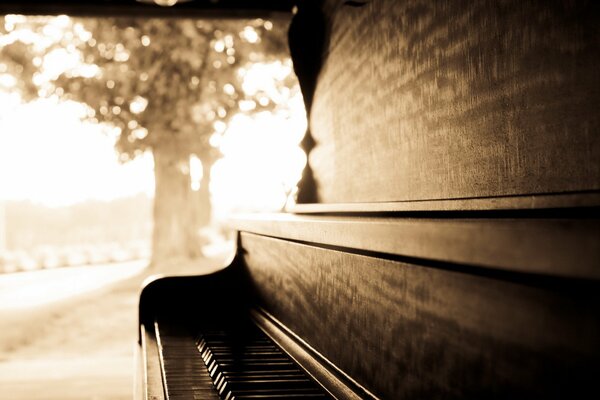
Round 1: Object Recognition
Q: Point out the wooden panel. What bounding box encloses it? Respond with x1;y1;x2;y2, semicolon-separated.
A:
252;310;375;400
230;213;600;279
289;191;600;213
240;232;600;399
308;0;600;203
141;324;165;400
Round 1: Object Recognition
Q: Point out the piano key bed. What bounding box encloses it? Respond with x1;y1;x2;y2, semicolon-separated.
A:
151;318;331;400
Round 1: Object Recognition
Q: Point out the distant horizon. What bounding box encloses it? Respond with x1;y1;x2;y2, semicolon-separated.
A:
2;193;153;253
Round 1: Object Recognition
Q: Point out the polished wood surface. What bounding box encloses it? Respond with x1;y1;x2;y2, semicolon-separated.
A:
289;191;600;213
141;325;165;400
252;309;376;400
307;0;600;204
240;232;600;399
230;213;600;279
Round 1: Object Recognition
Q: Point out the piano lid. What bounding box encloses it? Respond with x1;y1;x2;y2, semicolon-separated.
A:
0;0;295;18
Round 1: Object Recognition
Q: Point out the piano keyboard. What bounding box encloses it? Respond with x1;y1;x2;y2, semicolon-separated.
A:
154;320;332;400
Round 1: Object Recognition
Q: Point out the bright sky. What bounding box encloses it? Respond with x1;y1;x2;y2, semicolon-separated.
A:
0;89;306;211
212;106;306;216
0;92;155;207
0;15;306;212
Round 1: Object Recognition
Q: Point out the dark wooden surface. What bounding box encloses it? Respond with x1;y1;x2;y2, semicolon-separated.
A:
289;191;600;213
240;232;600;400
230;213;600;279
307;0;600;204
252;310;374;400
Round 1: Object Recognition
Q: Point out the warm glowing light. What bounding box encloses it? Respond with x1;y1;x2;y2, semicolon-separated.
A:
132;127;149;140
154;0;179;6
223;83;235;95
211;94;307;215
213;39;225;53
129;95;148;114
241;60;293;102
0;73;17;88
240;26;259;44
0;95;154;207
189;155;203;191
114;45;130;62
0;18;306;216
239;100;256;112
213;120;226;134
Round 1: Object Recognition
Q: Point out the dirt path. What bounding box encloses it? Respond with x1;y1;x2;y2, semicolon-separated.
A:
0;271;147;400
0;254;230;400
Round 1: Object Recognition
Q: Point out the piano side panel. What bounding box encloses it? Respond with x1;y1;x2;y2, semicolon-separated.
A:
306;0;600;204
140;324;166;400
239;232;600;399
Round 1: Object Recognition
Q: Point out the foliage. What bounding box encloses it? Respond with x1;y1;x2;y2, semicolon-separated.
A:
0;14;300;264
1;15;294;164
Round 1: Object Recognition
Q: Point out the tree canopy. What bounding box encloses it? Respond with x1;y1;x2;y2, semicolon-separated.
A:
0;14;302;266
3;15;295;160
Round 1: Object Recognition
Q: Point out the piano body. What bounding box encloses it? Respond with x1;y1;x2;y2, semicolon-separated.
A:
137;0;600;398
3;1;598;399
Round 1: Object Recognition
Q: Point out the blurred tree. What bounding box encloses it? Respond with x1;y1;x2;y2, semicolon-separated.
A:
0;15;296;267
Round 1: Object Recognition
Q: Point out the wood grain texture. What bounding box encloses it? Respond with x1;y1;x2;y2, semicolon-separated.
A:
307;0;600;203
252;310;375;400
240;232;600;399
289;191;600;213
230;213;600;279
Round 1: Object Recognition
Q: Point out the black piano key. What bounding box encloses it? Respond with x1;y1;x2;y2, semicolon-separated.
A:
225;388;327;400
209;362;296;378
216;371;305;384
230;395;328;400
214;369;305;391
220;378;317;396
156;321;332;400
155;324;221;400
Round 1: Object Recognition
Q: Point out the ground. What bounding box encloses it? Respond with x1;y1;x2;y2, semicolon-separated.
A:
0;251;231;400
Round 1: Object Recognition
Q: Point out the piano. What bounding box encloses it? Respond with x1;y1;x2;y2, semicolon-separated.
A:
3;0;598;399
137;209;600;400
138;262;377;400
136;0;600;398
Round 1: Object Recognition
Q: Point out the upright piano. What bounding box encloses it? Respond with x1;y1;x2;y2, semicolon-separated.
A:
136;1;600;399
3;0;598;399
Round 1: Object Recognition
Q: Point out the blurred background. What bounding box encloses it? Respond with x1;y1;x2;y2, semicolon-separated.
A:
0;13;304;399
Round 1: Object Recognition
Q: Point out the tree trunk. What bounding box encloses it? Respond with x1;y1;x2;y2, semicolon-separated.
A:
150;144;212;268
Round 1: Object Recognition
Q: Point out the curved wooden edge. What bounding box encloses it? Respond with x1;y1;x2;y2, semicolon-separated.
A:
289;192;600;214
228;213;600;280
240;233;600;399
137;267;232;341
251;308;381;400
